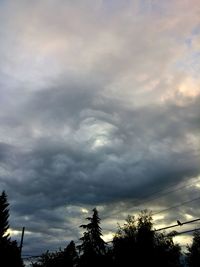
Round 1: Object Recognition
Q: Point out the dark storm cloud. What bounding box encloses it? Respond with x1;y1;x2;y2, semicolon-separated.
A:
4;90;200;207
0;142;14;162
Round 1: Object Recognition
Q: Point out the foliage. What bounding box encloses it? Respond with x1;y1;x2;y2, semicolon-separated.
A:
112;210;182;267
0;191;24;267
63;240;79;267
186;230;200;267
154;232;182;267
0;193;193;267
0;191;10;240
78;208;106;267
31;241;78;267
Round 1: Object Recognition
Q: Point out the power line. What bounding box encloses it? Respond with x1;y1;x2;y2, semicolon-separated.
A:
136;180;197;208
154;218;200;232
22;198;200;260
168;227;200;237
107;218;200;242
25;197;200;255
21;217;200;259
21;178;200;260
102;178;199;221
152;196;200;216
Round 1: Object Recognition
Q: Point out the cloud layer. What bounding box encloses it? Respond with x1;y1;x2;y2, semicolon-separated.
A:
0;0;200;256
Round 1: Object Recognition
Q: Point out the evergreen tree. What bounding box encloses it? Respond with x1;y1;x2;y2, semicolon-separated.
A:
78;208;106;267
186;230;200;267
0;191;10;241
0;191;24;267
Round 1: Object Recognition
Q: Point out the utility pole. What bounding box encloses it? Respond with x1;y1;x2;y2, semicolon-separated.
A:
19;226;25;256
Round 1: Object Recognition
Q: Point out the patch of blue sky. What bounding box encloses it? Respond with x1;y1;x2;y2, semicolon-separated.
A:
175;52;200;79
174;29;200;78
0;0;6;7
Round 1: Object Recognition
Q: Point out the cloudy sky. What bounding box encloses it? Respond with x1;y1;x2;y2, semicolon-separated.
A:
0;0;200;257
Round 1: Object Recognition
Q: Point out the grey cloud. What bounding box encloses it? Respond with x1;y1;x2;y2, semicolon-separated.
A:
4;94;200;208
0;142;15;162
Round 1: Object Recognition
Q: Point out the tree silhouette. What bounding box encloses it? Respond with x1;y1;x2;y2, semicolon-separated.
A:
31;250;56;267
112;210;182;267
63;240;78;267
137;210;154;266
78;208;106;267
22;205;190;267
31;241;78;267
186;230;200;267
0;191;10;241
154;232;182;267
112;215;137;266
0;191;24;267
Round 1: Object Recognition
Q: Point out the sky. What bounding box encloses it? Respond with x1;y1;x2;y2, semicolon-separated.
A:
0;0;200;258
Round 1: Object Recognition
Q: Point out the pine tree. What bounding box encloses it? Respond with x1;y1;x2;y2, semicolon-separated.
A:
0;191;24;267
0;191;10;241
78;208;106;267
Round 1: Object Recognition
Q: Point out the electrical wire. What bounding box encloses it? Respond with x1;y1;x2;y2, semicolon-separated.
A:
154;218;200;232
172;227;200;236
136;180;197;207
102;178;199;221
22;225;200;259
152;196;200;216
21;178;200;260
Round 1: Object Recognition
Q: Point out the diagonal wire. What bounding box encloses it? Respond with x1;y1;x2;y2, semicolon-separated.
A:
153;196;200;216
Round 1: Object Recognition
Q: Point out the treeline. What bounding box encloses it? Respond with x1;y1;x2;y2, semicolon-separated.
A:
1;191;200;267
